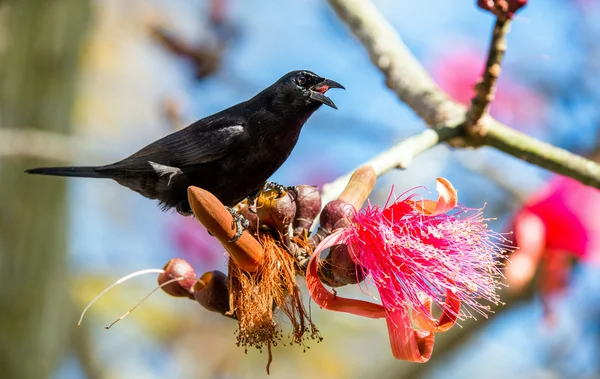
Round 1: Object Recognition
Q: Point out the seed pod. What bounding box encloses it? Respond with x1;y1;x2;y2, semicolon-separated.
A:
188;186;264;272
320;199;350;232
256;189;296;234
293;185;321;237
193;270;231;315
158;258;197;299
331;244;366;285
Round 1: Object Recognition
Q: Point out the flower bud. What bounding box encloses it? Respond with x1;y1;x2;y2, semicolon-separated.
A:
158;258;197;299
319;199;350;232
193;270;231;315
256;189;296;233
293;185;322;236
333;218;351;230
477;0;527;19
309;206;349;249
331;244;366;285
236;200;259;233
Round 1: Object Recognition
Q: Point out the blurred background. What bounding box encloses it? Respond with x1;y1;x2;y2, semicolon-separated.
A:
1;0;600;378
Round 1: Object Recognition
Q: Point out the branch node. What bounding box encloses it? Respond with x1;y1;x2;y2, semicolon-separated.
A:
326;0;600;190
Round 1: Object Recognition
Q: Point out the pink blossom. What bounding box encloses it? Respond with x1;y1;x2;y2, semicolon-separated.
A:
431;45;547;130
169;216;224;269
349;192;503;321
505;176;600;307
306;178;506;362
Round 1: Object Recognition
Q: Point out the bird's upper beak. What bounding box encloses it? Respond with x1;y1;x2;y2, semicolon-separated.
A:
309;78;345;109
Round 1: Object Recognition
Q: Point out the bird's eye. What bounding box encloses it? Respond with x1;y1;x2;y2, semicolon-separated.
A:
296;75;307;86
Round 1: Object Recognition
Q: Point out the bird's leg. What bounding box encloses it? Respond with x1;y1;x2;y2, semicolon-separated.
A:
226;206;250;243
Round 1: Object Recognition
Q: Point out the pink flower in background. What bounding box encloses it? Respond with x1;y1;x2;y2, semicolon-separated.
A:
506;176;600;312
431;46;547;130
306;178;506;362
169;216;224;269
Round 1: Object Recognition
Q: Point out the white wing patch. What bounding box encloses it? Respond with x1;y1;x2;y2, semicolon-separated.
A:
149;161;182;186
226;125;244;134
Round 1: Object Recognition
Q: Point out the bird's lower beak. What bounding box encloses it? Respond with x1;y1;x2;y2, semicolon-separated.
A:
310;78;345;109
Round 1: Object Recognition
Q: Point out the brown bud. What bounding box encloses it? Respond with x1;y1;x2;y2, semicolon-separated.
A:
158;258;197;299
320;199;350;231
333;218;351;230
236;200;259;233
256;189;296;233
308;231;325;249
331;244;366;285
193;270;231;315
293;185;322;236
477;0;527;19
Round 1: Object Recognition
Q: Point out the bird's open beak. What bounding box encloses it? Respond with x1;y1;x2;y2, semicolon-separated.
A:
309;78;345;109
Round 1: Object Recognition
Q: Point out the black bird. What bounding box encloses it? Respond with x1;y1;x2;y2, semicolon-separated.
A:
26;70;343;233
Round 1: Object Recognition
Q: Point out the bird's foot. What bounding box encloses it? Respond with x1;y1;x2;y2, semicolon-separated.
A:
263;181;297;199
244;182;296;206
226;206;250;243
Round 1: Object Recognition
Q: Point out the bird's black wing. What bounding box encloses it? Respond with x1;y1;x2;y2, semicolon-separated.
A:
100;117;247;173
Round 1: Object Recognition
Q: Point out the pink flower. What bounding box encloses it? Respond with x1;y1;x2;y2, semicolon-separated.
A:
306;178;506;362
169;216;224;269
505;176;600;314
431;46;547;131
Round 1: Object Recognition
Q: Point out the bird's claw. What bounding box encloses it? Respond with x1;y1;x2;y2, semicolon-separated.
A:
245;182;296;206
263;181;297;199
226;206;249;242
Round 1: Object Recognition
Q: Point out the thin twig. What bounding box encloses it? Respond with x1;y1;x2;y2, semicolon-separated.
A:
326;0;600;190
464;18;511;143
319;127;458;209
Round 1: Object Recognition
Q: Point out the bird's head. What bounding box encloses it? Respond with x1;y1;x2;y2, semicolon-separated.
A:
271;70;345;111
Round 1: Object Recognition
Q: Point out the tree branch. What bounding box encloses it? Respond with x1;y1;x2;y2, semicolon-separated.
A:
464;17;510;146
326;0;600;189
0;127;107;162
484;120;600;186
327;0;465;128
319;126;459;208
465;18;510;134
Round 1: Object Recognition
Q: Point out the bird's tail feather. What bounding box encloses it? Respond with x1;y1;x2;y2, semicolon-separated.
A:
25;166;108;179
